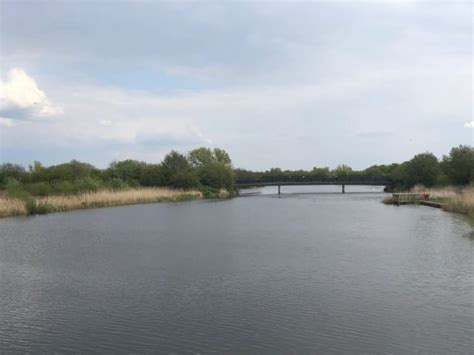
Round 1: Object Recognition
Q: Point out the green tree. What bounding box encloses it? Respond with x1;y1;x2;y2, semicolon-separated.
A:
442;145;474;185
310;167;330;177
213;148;232;166
139;164;163;186
108;160;146;185
197;161;235;190
0;163;27;184
333;164;353;177
161;151;199;189
188;147;214;167
405;152;440;187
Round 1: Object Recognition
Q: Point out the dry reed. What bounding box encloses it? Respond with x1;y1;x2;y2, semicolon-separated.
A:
0;196;28;217
0;188;202;218
36;187;202;211
411;184;474;221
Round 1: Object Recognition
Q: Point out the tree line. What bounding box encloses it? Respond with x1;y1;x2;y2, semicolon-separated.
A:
0;145;472;196
0;147;235;197
235;145;474;190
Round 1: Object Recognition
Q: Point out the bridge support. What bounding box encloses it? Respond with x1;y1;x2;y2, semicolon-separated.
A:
278;185;281;195
342;184;345;193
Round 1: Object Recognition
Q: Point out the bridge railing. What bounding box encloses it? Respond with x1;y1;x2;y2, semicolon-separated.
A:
235;175;392;185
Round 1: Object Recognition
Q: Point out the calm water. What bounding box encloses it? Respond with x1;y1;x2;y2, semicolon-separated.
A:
1;187;473;353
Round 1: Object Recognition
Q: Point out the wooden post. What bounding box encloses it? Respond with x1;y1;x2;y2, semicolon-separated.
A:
342;184;345;193
278;185;281;195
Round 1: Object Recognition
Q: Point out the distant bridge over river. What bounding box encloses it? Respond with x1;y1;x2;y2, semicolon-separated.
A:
235;175;393;194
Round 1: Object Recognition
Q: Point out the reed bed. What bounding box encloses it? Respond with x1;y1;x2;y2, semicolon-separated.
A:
36;187;202;212
0;195;28;217
0;188;202;217
411;185;474;222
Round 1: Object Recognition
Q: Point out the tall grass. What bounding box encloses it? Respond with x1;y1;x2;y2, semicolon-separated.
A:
37;188;202;212
0;188;202;217
411;184;474;222
0;195;28;217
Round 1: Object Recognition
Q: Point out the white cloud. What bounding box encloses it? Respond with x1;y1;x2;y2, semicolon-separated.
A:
99;119;113;126
464;121;474;129
0;117;13;127
0;68;63;120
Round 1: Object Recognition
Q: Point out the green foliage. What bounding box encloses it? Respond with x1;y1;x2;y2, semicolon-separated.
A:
188;147;234;190
161;151;199;189
106;178;129;190
24;182;53;196
108;160;146;185
188;147;233;167
332;164;353;177
442;145;474;185
2;146;472;200
188;147;214;167
0;163;27;185
310;167;330;177
30;160;98;182
197;161;235;190
405;153;440;187
139;164;163;186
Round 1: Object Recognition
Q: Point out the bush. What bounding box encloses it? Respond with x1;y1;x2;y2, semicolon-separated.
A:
24;182;53;196
197;161;235;190
105;178;129;190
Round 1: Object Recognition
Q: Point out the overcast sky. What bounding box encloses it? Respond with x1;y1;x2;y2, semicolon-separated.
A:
0;0;472;170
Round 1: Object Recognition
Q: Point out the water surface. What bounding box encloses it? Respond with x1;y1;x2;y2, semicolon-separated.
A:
1;187;473;353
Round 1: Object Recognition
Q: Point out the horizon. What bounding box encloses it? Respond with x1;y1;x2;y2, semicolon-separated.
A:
1;1;472;170
0;144;465;173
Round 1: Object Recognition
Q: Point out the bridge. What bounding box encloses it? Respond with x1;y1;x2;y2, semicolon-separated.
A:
235;175;393;194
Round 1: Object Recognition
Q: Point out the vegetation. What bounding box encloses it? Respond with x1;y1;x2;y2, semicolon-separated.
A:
410;185;474;223
235;145;474;191
0;145;473;219
0;147;235;217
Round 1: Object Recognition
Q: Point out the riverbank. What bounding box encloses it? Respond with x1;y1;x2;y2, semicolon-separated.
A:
0;188;204;218
384;185;474;224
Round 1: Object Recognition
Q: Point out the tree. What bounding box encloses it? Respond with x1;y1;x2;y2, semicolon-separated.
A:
188;147;233;167
108;160;146;185
213;148;232;166
197;161;235;190
0;163;27;184
187;147;234;190
188;147;214;167
363;165;384;176
405;153;440;187
161;151;199;189
310;167;330;177
139;164;163;186
442;145;474;185
333;164;353;177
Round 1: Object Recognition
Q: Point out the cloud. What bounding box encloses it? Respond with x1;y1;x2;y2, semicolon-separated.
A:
0;117;13;127
0;68;63;120
464;121;474;129
99;119;113;126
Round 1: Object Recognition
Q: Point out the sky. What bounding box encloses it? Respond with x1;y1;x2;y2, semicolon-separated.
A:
0;0;472;171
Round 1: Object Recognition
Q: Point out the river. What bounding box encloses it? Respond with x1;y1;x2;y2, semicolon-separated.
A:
0;186;473;353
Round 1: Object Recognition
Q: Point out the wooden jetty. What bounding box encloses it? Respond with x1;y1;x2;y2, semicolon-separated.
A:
392;193;444;209
392;193;428;205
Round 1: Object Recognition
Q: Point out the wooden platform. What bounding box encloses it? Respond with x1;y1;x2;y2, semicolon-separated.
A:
392;193;425;205
392;193;443;209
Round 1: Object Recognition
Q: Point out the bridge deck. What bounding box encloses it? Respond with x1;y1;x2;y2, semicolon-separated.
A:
235;181;390;187
235;176;392;194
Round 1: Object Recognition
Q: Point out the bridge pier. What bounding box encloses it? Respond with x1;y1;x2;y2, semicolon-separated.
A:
278;185;281;195
342;184;345;194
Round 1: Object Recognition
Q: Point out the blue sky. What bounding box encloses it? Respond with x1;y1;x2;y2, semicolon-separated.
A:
0;0;472;170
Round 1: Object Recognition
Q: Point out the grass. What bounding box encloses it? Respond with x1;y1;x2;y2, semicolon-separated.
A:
0;194;28;217
384;184;474;224
0;187;202;218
